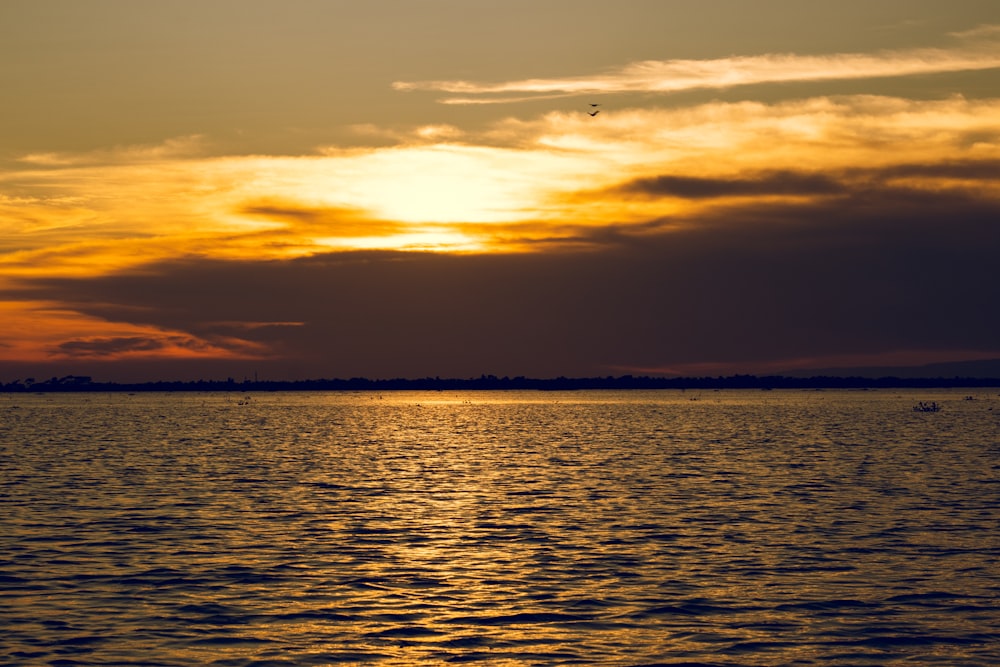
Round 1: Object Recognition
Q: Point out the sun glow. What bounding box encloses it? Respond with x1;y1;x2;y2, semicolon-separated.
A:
1;95;997;280
318;144;592;225
314;229;484;252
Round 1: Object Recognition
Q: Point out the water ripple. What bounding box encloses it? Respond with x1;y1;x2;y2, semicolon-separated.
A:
1;389;998;665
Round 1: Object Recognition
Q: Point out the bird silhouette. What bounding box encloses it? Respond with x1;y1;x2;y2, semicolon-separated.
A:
588;110;600;116
590;103;600;107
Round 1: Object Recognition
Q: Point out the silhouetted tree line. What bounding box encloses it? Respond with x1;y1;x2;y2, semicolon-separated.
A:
2;373;999;392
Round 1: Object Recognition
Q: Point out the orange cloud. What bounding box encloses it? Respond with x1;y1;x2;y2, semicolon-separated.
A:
0;95;996;281
0;300;270;363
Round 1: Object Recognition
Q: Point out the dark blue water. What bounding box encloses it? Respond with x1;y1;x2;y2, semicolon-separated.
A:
1;389;998;665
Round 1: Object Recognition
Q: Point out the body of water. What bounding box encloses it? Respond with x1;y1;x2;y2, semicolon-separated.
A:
1;389;998;665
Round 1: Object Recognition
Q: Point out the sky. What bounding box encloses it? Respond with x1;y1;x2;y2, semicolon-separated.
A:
2;0;999;383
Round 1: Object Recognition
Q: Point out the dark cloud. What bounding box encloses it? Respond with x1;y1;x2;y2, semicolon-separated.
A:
878;159;1000;181
615;170;846;199
609;159;1000;201
56;337;166;357
5;181;1000;381
52;333;263;360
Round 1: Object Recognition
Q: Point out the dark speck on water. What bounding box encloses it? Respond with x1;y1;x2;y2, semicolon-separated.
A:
1;389;998;665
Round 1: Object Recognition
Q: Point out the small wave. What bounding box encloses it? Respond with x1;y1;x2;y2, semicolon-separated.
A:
444;650;583;664
439;635;492;648
628;663;737;667
638;600;749;617
774;598;872;612
841;633;993;648
365;626;445;638
188;636;275;646
442;611;592;626
296;653;393;664
886;591;972;604
54;635;109;647
265;609;358;623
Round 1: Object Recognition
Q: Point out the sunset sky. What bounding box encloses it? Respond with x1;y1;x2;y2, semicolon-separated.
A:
2;0;999;382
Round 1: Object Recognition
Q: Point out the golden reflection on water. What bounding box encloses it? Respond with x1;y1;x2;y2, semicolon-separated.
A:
0;389;998;665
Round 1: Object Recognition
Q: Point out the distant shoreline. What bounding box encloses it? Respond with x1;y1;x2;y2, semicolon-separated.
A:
3;374;1000;392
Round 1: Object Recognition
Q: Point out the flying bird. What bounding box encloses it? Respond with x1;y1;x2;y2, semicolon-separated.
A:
588;110;600;116
590;104;600;107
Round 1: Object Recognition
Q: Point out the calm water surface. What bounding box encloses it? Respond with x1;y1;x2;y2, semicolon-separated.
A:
1;389;998;666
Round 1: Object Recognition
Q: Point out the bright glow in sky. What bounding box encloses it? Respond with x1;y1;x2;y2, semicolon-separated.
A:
2;1;999;380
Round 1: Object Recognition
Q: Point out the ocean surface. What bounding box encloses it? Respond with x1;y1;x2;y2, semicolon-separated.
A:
1;389;998;666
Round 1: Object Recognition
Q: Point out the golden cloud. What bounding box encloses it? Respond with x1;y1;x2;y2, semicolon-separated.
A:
0;95;996;287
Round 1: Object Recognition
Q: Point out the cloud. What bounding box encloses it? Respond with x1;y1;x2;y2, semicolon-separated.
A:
949;24;1000;40
877;159;1000;182
238;200;408;238
2;81;999;380
56;337;167;357
393;26;1000;103
611;170;847;200
51;331;270;360
598;158;1000;204
8;172;1000;379
16;135;209;167
0;94;996;296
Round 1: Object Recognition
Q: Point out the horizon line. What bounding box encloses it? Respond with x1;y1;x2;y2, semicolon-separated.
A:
4;373;1000;392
